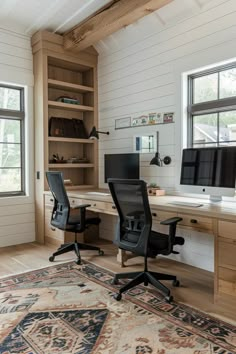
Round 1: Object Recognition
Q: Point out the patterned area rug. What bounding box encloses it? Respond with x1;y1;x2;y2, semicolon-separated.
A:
0;262;236;354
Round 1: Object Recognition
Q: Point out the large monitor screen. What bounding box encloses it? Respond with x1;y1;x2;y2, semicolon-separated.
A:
180;147;236;188
104;153;140;182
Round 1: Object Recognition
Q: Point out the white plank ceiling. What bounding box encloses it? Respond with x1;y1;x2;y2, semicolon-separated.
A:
0;0;215;38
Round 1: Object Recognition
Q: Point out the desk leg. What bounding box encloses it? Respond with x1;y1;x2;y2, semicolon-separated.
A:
117;249;138;267
117;249;127;267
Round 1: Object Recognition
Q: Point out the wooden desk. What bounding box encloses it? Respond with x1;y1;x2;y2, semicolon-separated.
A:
44;190;236;304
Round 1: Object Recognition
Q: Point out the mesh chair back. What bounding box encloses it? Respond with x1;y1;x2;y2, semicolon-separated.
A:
108;179;152;256
46;171;70;230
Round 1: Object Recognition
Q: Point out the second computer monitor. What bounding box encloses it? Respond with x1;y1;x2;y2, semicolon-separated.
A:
104;153;140;182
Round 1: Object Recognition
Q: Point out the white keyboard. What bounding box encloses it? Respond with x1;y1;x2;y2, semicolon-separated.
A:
86;192;110;196
168;201;203;208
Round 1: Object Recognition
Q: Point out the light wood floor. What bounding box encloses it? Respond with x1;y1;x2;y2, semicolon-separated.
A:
0;240;235;324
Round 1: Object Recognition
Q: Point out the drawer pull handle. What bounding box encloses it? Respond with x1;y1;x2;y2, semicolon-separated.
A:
50;198;53;202
190;219;197;224
112;205;116;209
152;213;157;217
50;227;56;231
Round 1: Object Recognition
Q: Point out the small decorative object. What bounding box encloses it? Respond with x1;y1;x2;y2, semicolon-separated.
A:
115;117;131;130
64;179;73;186
67;157;89;163
50;153;66;163
132;115;149;127
148;112;163;124
147;183;160;196
163;112;174;123
56;96;80;105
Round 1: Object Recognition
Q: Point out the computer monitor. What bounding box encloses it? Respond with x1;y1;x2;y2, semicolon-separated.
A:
104;153;140;182
180;146;236;202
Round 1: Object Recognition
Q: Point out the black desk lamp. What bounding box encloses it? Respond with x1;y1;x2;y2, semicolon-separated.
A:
89;126;109;140
150;152;171;166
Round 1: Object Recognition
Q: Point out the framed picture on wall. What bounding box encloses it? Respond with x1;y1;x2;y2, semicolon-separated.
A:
115;116;131;129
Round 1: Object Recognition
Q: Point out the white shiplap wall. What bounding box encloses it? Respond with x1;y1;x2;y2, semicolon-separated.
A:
0;28;35;247
97;0;236;271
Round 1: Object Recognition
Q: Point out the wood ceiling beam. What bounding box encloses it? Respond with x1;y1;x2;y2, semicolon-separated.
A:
63;0;173;51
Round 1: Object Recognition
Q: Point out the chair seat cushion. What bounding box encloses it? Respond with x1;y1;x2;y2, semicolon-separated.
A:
65;215;101;231
120;230;169;257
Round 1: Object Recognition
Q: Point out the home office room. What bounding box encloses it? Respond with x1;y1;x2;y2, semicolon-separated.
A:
0;0;236;352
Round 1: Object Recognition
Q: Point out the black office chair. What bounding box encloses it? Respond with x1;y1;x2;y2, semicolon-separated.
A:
108;179;184;303
46;171;104;264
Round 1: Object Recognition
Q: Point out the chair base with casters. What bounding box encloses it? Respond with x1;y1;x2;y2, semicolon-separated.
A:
112;256;179;303
49;238;104;265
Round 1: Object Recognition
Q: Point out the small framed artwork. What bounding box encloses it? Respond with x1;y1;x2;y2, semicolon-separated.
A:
163;112;174;123
148;112;163;124
115;116;131;129
132;115;149;127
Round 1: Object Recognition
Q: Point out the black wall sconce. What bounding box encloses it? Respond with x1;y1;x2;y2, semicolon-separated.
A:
89;126;109;140
149;132;171;166
150;152;171;167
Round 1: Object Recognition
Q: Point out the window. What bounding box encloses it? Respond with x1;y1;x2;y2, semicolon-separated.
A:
0;85;25;196
187;64;236;148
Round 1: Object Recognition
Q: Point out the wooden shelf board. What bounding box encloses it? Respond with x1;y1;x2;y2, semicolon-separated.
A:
65;184;95;190
48;79;94;93
49;163;94;168
48;137;94;143
48;100;94;112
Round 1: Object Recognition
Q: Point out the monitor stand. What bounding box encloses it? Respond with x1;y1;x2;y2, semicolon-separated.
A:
209;195;222;203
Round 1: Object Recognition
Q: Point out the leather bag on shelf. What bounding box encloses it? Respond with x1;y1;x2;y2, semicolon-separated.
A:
49;117;88;139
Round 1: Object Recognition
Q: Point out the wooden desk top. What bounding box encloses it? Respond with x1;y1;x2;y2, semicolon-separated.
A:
45;189;236;222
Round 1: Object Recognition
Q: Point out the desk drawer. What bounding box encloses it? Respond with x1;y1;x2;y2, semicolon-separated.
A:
218;220;236;241
151;210;177;223
219;240;236;269
82;199;106;212
44;217;64;241
45;194;54;207
177;214;213;232
218;267;236;297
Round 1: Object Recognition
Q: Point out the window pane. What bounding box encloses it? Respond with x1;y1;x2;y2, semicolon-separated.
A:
193;74;218;103
193;114;217;147
219;111;236;144
0;168;21;192
0;87;21;110
0;143;21;168
220;68;236;99
0;119;21;143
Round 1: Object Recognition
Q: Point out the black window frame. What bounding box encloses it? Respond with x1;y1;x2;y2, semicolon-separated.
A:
0;84;25;197
187;62;236;148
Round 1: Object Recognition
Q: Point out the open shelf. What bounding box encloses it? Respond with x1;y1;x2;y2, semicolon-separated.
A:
48;79;94;93
48;100;94;112
48;137;94;143
49;163;94;168
65;184;95;190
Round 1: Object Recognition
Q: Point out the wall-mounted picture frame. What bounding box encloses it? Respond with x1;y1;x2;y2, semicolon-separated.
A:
115;116;131;130
148;112;163;124
163;112;174;123
132;115;149;127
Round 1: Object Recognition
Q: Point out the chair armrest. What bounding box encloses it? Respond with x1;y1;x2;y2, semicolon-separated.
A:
71;204;91;210
160;217;182;225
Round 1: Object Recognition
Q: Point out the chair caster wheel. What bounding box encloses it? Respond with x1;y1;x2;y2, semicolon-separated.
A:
165;295;173;303
111;277;119;285
172;279;180;287
99;250;104;256
114;293;122;301
76;259;81;265
49;256;54;262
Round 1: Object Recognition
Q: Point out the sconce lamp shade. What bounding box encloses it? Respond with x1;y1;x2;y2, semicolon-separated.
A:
150;152;162;166
89;126;109;140
150;152;171;167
